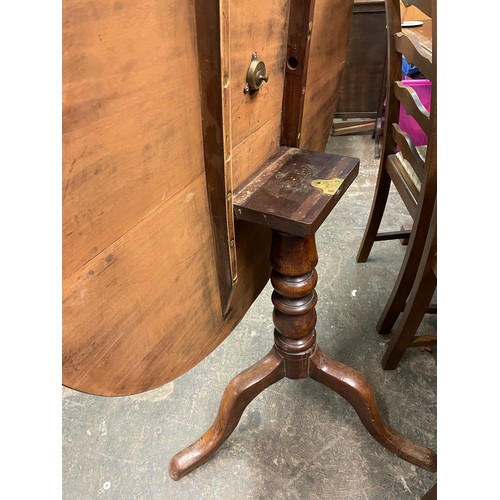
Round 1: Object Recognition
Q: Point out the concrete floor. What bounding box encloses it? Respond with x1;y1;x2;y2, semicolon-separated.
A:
62;132;437;499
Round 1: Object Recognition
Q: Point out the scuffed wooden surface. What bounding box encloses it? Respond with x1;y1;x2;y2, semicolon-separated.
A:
63;0;270;396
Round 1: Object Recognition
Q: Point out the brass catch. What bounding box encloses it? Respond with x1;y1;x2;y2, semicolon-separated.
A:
244;52;269;93
311;178;344;195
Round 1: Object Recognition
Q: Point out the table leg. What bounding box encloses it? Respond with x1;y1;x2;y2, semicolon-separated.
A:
169;348;284;480
309;347;436;472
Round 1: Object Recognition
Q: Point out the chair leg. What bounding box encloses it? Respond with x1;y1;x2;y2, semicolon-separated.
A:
309;347;436;472
377;196;435;334
376;249;421;334
381;275;436;369
357;167;392;263
381;235;437;370
169;348;285;480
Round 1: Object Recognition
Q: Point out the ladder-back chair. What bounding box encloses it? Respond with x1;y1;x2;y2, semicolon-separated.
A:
356;0;436;365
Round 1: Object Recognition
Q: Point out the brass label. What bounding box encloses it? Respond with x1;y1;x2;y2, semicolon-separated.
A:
311;178;344;195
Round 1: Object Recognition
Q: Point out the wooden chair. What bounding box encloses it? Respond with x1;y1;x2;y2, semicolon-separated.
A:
356;0;436;366
381;198;436;369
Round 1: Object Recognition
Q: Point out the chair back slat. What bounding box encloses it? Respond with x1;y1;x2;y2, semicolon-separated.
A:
394;31;434;81
391;123;425;182
394;81;431;136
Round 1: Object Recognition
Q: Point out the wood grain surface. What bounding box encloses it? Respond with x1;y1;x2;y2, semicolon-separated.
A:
62;0;271;396
63;0;353;396
230;0;290;189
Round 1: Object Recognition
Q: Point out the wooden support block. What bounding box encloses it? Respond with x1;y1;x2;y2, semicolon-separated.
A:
233;146;359;237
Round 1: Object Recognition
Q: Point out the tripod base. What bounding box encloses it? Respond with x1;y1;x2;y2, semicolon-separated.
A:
169;150;436;480
169;344;436;480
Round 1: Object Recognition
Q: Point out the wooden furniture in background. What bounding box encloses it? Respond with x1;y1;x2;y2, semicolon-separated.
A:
400;2;431;23
334;1;432;149
169;147;436;479
333;0;387;136
356;0;436;368
298;0;355;150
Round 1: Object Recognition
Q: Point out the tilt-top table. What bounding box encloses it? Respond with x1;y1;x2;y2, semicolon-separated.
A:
169;147;437;480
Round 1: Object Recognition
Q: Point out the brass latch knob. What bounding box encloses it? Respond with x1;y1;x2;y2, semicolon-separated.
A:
244;52;269;93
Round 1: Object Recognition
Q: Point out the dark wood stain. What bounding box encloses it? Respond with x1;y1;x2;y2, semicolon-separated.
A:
281;0;315;147
234;147;359;237
194;0;234;315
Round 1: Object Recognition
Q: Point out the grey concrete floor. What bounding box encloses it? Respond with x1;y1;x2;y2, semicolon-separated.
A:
62;132;437;499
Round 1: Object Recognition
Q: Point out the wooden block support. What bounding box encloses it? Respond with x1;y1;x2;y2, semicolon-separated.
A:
233;147;359;237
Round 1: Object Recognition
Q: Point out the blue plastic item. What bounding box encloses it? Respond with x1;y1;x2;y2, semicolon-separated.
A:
402;56;421;78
